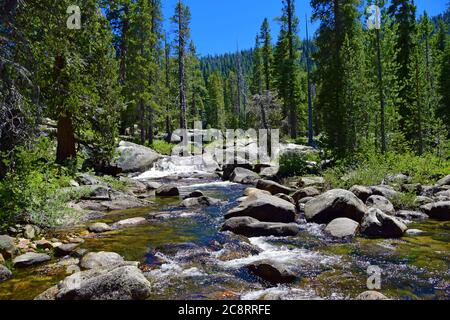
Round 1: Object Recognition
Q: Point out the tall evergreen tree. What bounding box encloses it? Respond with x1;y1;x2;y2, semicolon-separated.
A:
260;18;274;92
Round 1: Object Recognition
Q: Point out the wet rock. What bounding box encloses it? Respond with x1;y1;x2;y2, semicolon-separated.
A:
436;174;450;187
356;291;389;300
230;167;260;184
370;185;398;200
360;208;407;238
13;252;51;268
0;264;12;282
324;218;359;238
414;196;433;206
420;201;450;221
180;196;221;208
115;141;162;173
184;190;204;199
80;251;124;269
366;195;395;215
349;185;373;202
222;217;300;237
88;222;113;233
52;264;152;300
55;244;80;257
35;240;54;250
0;235;18;259
406;229;425;236
304;189;367;224
156;185;180;197
112;217;147;229
256;179;294;195
216;242;261;262
225;193;296;223
394;210;429;221
246;261;297;284
293;187;320;203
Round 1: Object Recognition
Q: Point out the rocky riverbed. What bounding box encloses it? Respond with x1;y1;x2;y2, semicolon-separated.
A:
0;142;449;300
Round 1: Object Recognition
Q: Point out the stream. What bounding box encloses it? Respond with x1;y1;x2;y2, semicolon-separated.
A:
0;171;449;300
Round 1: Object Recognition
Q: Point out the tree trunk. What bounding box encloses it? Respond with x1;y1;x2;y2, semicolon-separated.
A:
56;115;76;164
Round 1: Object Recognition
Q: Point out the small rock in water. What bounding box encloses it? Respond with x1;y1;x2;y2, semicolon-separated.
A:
13;252;51;268
246;260;297;285
0;264;12;282
55;243;80;257
360;208;407;238
406;229;425;236
180;196;221;208
184;190;204;199
222;216;300;237
324;218;359;238
356;291;389;300
156;185;180;197
420;201;450;221
88;222;113;233
112;217;147;229
80;251;124;269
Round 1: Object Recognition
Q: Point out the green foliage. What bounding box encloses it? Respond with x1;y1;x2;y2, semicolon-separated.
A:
277;153;309;177
97;175;127;192
323;149;450;189
150;140;175;156
391;191;417;210
0;137;80;229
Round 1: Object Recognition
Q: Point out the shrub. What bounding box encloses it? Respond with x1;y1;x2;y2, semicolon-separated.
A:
150;140;175;155
277;153;309;177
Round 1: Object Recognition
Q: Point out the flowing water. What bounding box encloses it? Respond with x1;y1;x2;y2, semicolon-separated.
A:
0;164;449;300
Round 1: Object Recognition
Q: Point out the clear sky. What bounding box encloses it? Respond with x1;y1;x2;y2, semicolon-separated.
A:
162;0;448;57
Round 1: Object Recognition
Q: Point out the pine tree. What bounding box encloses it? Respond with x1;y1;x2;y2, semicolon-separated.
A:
187;41;207;127
172;0;191;130
206;72;225;130
251;35;264;95
260;18;274;91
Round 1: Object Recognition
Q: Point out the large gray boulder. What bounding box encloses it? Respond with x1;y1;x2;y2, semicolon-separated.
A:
293;187;320;203
225;193;296;223
304;189;367;224
115;141;162;173
54;264;152;300
230;167;260;184
360;208;407;238
370;185;398;200
420;201;450;221
221;217;300;237
246;260;297;285
256;179;294;195
0;264;12;282
0;235;18;259
13;252;51;268
324;218;359;238
80;252;125;270
436;174;450;187
349;185;373;202
366;195;395;215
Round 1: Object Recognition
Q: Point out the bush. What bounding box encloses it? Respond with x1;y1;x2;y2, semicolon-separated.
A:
150;140;175;155
277;153;309;177
323;150;450;190
0;137;80;230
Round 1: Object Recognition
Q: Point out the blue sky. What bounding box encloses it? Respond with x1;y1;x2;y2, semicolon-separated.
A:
162;0;448;56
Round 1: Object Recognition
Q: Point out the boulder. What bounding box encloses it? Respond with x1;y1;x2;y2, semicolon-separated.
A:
413;196;433;206
394;210;429;221
356;291;389;300
256;179;294;195
88;223;113;233
360;208;407;238
243;187;271;197
184;190;204;199
275;194;296;205
80;251;125;270
435;189;450;198
75;173;106;186
246;260;297;284
349;185;373;202
23;224;40;240
13;252;51;268
293;187;320;203
156;185;179;197
304;189;367;224
230;167;260;184
324;218;359;238
54;264;152;300
0;264;12;282
112;217;148;229
420;201;450;221
297;176;325;188
436;174;450;187
180;196;221;208
55;244;80;257
366;195;395;215
225;193;296;223
369;185;398;200
115;141;162;173
140;181;162;190
221;217;300;237
0;235;18;259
